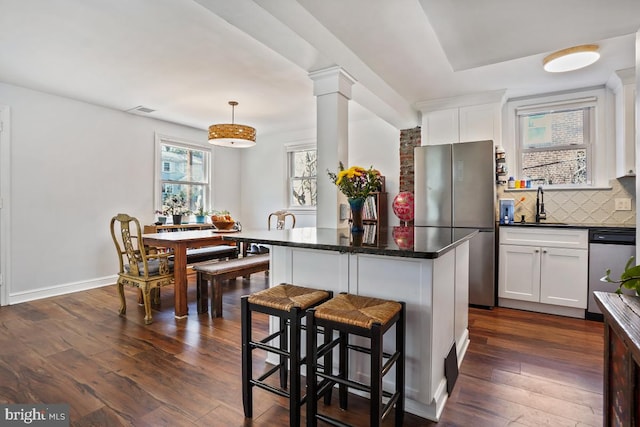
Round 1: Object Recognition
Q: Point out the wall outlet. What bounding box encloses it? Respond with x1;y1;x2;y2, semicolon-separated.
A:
615;198;632;211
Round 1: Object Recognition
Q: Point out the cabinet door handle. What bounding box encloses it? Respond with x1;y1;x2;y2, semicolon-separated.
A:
534;249;539;253
543;250;547;254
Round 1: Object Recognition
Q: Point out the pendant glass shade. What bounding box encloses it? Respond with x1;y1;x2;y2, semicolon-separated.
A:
208;101;256;147
543;45;600;73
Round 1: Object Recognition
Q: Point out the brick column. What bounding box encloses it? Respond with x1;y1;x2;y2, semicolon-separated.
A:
399;127;421;193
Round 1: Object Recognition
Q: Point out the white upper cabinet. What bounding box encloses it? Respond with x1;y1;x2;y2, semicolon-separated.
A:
423;108;458;145
417;91;505;146
607;68;636;177
459;103;501;144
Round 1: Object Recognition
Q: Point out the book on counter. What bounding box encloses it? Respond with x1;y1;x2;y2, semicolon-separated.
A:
364;195;377;220
363;223;377;245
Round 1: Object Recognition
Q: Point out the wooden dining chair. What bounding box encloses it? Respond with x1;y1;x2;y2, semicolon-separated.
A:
110;213;174;324
268;210;296;230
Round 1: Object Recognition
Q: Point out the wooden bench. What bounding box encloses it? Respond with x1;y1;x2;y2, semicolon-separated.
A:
194;254;270;317
184;245;238;264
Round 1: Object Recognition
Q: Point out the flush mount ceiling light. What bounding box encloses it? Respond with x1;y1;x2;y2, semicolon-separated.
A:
543;44;600;73
208;101;256;148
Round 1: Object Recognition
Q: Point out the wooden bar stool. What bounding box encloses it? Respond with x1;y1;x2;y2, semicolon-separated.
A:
241;283;332;427
306;293;406;427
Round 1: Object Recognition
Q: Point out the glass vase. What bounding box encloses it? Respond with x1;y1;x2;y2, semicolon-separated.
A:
348;197;366;233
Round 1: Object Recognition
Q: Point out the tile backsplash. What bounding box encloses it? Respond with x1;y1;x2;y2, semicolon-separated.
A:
496;177;636;225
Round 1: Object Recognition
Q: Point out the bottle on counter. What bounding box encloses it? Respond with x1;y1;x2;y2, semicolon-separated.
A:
508;176;515;189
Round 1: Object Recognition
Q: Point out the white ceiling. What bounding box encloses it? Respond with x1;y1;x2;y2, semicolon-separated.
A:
1;0;638;139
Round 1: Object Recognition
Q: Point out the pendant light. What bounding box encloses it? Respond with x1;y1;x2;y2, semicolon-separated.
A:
208;101;256;147
543;44;600;73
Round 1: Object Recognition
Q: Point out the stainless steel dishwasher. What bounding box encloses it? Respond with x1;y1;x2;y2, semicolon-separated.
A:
587;228;636;320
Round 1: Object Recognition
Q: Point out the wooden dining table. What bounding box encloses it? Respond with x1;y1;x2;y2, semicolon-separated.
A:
142;229;238;318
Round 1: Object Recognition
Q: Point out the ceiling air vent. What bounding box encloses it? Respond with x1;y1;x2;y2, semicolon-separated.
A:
125;105;156;114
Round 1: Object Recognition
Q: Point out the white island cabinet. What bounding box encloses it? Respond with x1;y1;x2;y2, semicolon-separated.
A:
224;226;476;422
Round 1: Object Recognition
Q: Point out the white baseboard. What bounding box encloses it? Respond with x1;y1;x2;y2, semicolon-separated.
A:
498;298;585;318
8;275;117;305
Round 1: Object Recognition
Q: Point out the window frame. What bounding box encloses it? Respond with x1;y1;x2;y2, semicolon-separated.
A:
506;88;609;189
154;133;212;217
516;98;595;187
285;141;317;212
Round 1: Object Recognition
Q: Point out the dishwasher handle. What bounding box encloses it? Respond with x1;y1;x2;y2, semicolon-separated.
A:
590;230;636;245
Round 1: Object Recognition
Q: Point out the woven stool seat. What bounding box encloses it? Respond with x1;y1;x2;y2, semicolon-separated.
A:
248;284;330;312
314;293;402;329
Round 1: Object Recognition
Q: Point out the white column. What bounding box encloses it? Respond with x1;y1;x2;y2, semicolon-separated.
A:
309;67;356;229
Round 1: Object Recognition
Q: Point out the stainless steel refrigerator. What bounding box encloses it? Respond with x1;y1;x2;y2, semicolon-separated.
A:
414;140;496;307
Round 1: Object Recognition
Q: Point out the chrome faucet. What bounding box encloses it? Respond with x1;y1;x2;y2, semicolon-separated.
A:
535;186;547;223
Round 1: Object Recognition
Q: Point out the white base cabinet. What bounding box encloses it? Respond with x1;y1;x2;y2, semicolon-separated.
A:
498;227;588;318
499;244;540;302
539;247;588;307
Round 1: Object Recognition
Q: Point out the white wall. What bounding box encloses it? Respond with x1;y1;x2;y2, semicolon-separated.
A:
0;82;241;303
0;82;401;304
348;114;401;226
239;109;401;230
212;145;242;216
240;128;316;230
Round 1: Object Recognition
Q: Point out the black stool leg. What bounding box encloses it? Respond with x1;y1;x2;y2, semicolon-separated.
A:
241;296;252;417
289;307;302;427
306;309;318;427
338;330;348;409
395;302;406;426
323;325;333;405
280;314;288;389
370;322;383;427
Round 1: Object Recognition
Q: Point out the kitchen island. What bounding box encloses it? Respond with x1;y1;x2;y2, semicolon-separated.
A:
224;226;476;421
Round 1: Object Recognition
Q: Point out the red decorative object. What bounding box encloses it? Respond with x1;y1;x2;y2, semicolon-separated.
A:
392;226;414;250
392;192;415;223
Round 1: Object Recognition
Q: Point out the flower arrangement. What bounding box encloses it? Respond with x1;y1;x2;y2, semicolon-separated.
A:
160;194;191;216
327;162;382;200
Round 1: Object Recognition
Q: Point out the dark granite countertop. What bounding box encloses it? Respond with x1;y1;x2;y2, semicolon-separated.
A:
221;226;478;259
500;222;635;231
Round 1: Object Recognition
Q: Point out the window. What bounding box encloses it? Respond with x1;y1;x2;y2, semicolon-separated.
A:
155;135;211;217
516;97;595;186
286;143;317;209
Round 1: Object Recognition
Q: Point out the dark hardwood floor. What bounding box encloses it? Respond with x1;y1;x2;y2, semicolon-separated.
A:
0;273;604;426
